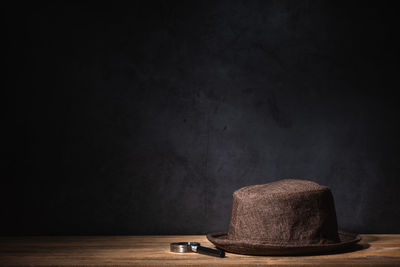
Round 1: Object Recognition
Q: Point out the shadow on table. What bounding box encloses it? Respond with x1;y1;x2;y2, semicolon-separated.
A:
295;243;370;256
220;243;370;257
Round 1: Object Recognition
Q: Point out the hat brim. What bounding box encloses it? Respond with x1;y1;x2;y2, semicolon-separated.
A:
207;231;361;255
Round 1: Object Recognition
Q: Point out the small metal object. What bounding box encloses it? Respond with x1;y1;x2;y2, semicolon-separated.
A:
170;242;225;258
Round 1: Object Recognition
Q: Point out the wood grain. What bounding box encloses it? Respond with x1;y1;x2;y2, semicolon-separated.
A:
0;235;399;266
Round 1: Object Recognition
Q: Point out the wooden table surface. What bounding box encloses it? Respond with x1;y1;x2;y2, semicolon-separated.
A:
0;235;399;266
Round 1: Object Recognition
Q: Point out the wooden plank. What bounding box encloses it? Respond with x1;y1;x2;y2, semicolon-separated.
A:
0;235;399;266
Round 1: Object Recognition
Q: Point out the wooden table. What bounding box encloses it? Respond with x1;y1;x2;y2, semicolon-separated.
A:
0;235;399;266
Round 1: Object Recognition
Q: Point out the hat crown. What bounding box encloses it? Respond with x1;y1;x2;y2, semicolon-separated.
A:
228;179;340;245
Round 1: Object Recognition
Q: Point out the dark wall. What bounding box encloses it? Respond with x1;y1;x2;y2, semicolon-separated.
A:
4;1;400;235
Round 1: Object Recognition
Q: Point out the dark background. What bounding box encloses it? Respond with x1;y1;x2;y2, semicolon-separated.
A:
4;1;400;235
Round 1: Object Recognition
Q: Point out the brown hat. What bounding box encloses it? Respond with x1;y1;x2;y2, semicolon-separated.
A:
207;179;360;255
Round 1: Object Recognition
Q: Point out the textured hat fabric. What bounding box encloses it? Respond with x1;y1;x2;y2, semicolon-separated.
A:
207;179;360;255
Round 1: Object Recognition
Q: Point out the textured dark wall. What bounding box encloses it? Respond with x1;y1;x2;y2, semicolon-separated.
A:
4;1;400;235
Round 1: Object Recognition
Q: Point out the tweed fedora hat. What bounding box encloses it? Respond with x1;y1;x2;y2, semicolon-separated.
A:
207;179;360;255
